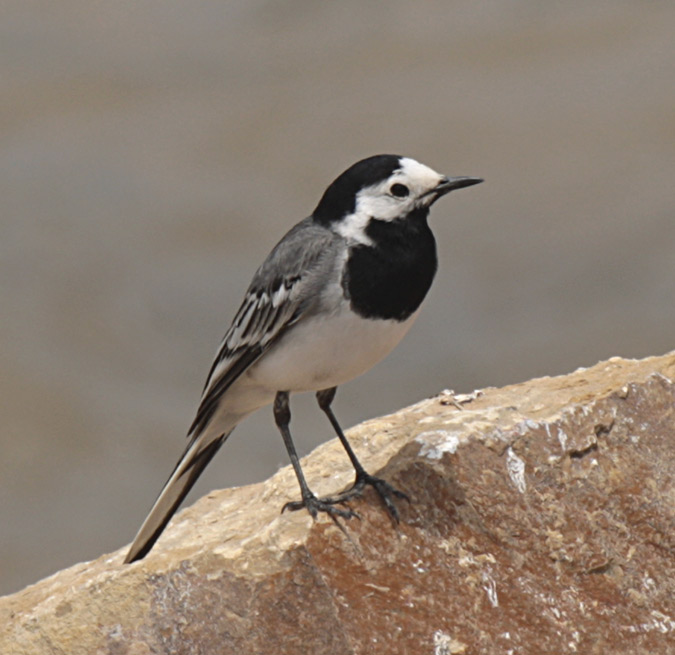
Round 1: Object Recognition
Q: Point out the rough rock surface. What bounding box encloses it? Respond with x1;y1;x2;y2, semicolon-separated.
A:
2;353;675;655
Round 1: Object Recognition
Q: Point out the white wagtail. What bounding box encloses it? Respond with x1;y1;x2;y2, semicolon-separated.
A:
124;155;482;563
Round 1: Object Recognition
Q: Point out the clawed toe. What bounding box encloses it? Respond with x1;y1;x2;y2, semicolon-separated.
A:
327;472;409;523
364;475;409;523
282;494;358;521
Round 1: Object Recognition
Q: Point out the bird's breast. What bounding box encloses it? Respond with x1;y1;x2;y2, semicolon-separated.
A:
342;215;437;321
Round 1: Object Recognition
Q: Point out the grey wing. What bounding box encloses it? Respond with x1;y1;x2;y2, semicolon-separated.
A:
188;218;343;438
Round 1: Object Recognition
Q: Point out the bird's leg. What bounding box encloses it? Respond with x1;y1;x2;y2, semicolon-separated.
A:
314;387;410;522
274;391;356;520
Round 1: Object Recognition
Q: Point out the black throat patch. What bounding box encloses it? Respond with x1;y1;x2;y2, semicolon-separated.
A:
342;207;437;321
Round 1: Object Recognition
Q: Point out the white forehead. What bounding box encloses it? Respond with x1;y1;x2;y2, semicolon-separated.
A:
396;157;444;187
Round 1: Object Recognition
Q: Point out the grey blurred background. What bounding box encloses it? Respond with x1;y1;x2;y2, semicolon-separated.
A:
1;1;673;595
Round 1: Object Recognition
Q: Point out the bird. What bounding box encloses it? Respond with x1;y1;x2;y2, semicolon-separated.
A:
124;154;482;563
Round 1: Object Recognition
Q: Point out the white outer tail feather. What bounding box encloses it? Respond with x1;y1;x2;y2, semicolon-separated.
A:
124;431;232;563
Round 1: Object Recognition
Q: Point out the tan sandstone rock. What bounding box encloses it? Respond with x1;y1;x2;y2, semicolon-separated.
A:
2;353;675;654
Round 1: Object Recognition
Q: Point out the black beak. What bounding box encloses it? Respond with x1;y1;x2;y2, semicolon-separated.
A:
430;176;483;202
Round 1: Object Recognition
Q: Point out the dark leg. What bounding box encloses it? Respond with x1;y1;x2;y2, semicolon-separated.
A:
314;387;410;522
274;391;355;520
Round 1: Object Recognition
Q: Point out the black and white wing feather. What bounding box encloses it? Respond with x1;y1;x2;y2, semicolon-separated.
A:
124;218;342;563
189;218;343;438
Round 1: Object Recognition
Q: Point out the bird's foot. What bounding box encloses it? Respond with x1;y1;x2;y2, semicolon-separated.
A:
282;473;409;523
326;471;410;523
282;492;359;521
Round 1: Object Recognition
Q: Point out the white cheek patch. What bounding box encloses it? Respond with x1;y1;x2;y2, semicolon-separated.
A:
336;180;411;243
354;187;405;222
353;177;422;224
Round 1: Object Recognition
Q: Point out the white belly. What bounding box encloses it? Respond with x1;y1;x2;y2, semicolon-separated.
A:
244;305;419;393
195;305;420;440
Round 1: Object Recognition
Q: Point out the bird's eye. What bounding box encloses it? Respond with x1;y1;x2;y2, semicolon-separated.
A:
390;183;409;198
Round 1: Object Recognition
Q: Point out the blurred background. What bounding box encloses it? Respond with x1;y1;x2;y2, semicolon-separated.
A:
1;1;673;594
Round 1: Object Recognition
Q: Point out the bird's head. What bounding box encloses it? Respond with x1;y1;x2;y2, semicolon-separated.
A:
313;154;482;244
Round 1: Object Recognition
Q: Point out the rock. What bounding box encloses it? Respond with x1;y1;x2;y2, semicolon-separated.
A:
2;353;675;655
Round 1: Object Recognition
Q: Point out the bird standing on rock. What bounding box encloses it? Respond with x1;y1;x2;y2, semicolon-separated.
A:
125;154;482;563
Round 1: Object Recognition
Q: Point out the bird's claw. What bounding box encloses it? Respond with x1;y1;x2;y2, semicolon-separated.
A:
326;472;410;523
282;494;359;521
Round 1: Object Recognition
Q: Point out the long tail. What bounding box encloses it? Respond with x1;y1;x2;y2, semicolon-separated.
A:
124;431;232;563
